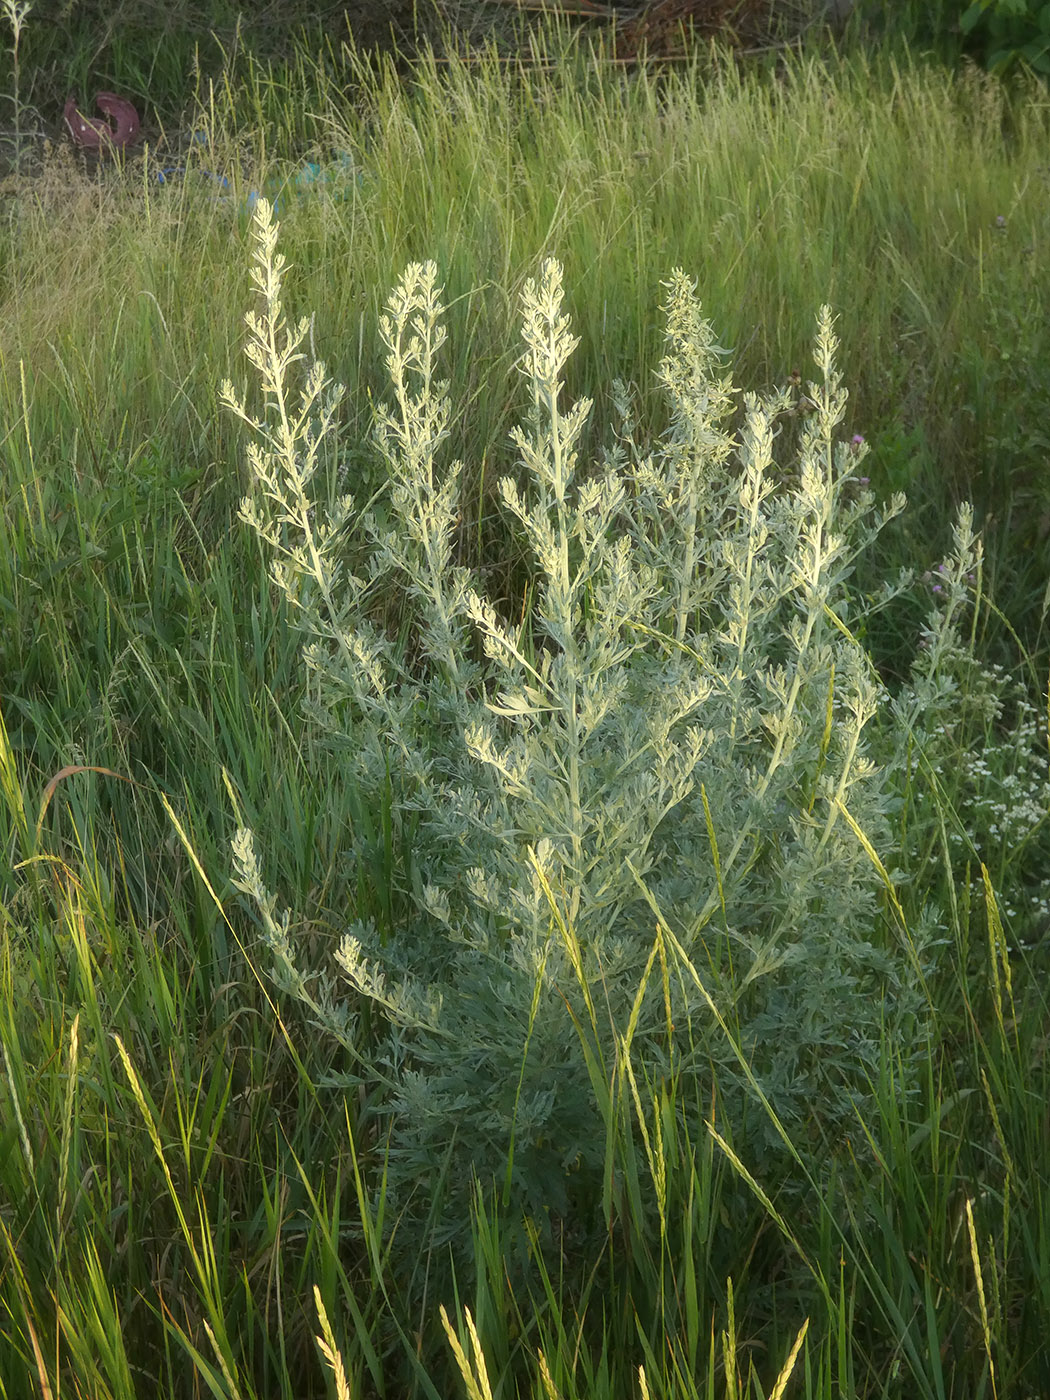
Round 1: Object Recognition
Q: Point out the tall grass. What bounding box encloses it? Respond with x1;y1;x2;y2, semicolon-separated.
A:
1;26;1049;1399
5;33;1050;651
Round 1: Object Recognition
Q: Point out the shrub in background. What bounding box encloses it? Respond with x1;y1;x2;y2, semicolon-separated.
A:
960;0;1050;73
226;199;958;1292
877;0;1050;72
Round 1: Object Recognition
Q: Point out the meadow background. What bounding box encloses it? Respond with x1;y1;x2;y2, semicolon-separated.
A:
2;1;1050;1396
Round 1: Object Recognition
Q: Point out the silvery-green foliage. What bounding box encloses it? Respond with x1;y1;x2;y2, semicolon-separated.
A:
226;198;943;1252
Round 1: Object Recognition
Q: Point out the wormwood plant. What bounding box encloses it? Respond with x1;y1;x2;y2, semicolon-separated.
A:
225;199;943;1270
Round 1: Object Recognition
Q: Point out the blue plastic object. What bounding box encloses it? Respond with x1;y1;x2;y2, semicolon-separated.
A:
246;152;366;217
154;147;368;218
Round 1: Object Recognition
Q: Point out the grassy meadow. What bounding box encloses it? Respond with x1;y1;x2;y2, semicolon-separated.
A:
2;24;1050;1399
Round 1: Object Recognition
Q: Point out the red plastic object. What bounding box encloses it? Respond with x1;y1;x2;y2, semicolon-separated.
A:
64;92;140;150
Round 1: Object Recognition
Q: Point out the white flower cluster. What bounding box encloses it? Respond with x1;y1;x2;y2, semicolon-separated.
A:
890;520;1050;951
